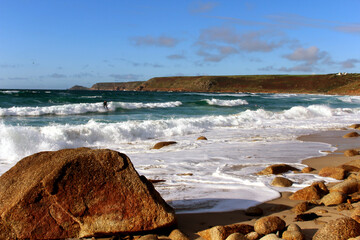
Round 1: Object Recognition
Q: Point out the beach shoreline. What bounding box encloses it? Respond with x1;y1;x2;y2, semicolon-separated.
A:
176;127;360;239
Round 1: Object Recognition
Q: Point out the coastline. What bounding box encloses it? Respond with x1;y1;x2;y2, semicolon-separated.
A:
177;127;360;239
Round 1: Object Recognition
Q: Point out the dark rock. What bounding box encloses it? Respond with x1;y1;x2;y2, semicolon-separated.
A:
313;217;360;240
343;132;360;138
245;206;263;216
349;124;360;129
254;216;286;235
257;164;299;175
152;141;177;149
0;148;176;239
197;136;208;140
294;212;320;221
301;166;314;173
271;177;293;187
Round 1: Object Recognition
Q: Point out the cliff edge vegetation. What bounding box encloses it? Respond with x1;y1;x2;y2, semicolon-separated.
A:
70;73;360;95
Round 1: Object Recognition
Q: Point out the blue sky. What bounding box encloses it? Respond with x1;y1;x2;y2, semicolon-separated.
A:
0;0;359;89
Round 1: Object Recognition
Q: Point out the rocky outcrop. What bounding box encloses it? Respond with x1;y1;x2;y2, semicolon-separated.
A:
257;164;299;175
289;182;329;201
0;148;176;239
152;141;177;149
313;217;360;240
318;167;346;180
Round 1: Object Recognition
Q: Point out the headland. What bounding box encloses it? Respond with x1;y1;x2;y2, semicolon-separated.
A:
70;73;360;95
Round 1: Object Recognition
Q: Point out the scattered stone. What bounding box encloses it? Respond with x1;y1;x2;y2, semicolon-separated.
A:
257;164;299;175
197;224;254;240
301;166;314;173
245;206;264;216
282;230;305;240
343;132;360;138
330;178;360;194
271;177;293;187
0;148;176;239
149;179;166;184
292;202;309;214
320;192;346;206
287;223;302;232
139;235;159;240
318;167;346;180
259;234;282;240
225;233;247;240
169;229;190;240
349;124;360;129
245;232;261;240
289;182;329;201
254;216;286;235
337;202;354;211
197;136;208;140
345;149;360;157
313;217;360;240
176;173;193;176
295;213;320;221
152;141;177;149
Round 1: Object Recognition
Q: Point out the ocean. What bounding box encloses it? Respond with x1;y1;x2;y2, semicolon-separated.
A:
1;89;360;213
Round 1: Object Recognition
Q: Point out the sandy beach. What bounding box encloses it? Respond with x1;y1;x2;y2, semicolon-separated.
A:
176;128;360;239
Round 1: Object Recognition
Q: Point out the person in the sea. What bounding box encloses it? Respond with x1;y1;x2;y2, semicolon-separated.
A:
103;100;108;110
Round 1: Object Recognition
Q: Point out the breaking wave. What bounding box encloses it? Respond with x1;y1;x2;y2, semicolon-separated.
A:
204;98;249;106
0;101;183;117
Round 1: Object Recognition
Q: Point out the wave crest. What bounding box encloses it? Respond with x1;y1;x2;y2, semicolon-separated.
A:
204;98;249;106
0;101;182;117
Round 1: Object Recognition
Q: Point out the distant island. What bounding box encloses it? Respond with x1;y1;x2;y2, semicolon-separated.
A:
69;73;360;95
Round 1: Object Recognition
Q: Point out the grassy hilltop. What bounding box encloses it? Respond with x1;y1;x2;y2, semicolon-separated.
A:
71;73;360;95
136;74;360;95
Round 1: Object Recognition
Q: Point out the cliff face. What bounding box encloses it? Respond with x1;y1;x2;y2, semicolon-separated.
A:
135;74;360;94
70;74;360;95
90;81;144;91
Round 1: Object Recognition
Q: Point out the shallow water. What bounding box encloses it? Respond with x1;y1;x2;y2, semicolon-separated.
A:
0;89;358;212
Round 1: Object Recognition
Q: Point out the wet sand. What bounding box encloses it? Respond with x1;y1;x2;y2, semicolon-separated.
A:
176;128;360;239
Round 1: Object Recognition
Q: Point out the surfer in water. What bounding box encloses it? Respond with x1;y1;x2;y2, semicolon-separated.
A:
103;101;108;110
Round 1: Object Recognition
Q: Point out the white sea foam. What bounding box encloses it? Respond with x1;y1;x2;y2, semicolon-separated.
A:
0;101;182;116
0;102;359;213
204;98;249;106
339;96;360;103
0;90;20;94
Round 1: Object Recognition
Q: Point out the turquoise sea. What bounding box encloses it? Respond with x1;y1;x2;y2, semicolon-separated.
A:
1;89;360;212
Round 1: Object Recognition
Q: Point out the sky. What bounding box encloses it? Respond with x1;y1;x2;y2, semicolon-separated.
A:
0;0;359;89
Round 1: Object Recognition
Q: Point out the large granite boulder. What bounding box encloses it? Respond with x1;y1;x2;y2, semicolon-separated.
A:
313;217;360;240
254;216;285;235
289;182;328;201
0;148;176;239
